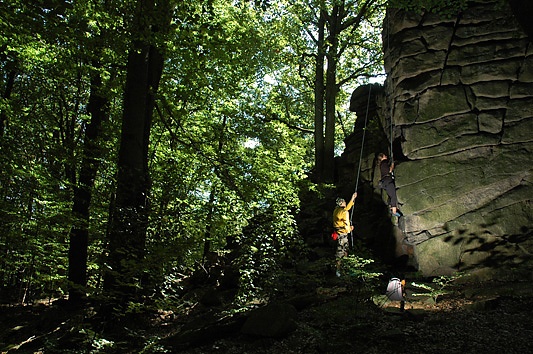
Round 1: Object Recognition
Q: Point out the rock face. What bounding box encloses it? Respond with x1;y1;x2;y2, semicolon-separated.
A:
341;0;533;278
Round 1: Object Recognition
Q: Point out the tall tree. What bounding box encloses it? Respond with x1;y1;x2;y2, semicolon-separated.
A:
323;0;380;182
314;12;326;182
68;60;110;303
62;0;126;304
104;0;173;304
0;52;17;138
0;0;118;304
291;0;384;183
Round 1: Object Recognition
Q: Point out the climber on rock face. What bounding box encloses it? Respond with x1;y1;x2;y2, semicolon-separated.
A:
377;153;402;217
332;192;357;277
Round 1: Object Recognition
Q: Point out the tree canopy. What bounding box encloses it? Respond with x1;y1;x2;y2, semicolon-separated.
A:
0;0;387;314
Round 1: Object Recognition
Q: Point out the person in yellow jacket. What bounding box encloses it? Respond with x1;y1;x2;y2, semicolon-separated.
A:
332;192;357;277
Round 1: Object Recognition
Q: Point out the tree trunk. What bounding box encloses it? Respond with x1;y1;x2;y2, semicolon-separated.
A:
68;62;108;304
314;12;326;183
313;0;378;183
1;69;16;137
203;116;227;260
324;5;341;183
104;0;170;305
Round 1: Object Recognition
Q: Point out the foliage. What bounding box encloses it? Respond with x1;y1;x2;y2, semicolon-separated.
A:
340;254;382;281
234;203;306;304
410;272;469;302
0;0;125;304
389;0;467;15
0;0;387;312
278;0;386;181
389;0;508;17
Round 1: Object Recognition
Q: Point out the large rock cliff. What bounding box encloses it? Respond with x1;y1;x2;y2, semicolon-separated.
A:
341;0;533;279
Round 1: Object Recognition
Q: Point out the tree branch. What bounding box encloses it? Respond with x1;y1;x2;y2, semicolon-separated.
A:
261;113;313;134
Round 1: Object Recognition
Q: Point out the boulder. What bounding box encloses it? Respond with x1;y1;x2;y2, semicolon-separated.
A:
241;302;298;338
342;0;533;277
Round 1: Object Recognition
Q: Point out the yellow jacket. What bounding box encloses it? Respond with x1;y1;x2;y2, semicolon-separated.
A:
333;199;354;234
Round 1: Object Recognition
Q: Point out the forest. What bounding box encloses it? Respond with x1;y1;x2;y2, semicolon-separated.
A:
3;0;532;353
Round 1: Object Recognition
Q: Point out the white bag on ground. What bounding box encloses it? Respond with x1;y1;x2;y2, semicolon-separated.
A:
386;278;403;301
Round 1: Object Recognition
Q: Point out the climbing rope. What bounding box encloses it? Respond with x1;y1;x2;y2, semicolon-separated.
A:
352;85;372;203
386;9;394;162
351;9;394;203
349;84;372;250
348;10;395;244
353;84;372;195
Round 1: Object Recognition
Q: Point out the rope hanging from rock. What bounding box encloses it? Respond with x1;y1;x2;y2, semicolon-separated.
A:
350;84;372;225
386;9;394;161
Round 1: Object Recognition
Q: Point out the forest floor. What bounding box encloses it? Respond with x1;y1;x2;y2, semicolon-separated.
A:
0;241;533;354
164;277;533;354
2;273;533;354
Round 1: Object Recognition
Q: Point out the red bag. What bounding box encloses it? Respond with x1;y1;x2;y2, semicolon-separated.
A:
331;231;338;241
